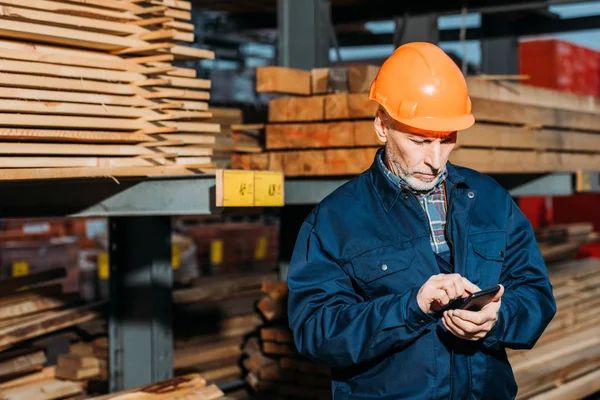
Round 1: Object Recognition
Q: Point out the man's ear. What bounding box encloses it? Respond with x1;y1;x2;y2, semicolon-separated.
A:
374;113;387;144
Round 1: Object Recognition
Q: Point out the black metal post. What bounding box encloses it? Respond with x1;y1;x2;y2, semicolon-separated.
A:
108;216;173;392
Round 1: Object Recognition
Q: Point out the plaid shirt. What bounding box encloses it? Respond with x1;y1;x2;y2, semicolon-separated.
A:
378;153;450;254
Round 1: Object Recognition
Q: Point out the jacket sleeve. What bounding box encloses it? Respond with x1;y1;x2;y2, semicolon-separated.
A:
287;211;436;369
482;197;557;350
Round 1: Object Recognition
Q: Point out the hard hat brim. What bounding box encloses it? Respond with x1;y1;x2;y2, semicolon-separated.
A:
392;113;475;134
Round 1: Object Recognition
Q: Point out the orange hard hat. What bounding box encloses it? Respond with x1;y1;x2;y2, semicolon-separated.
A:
369;42;474;134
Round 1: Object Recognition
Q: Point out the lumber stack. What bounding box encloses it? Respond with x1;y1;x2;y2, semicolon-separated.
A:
172;272;279;386
0;0;223;181
242;281;332;400
87;373;228;400
232;65;600;176
535;223;599;264
508;258;600;399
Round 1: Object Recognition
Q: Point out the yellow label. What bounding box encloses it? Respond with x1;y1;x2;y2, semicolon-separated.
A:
579;171;591;191
255;236;268;261
97;252;109;280
12;261;29;278
254;171;284;207
211;240;223;265
172;244;181;270
220;170;254;207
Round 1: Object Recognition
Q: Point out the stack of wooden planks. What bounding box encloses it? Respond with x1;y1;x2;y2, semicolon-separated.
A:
0;268;104;399
172;271;278;386
0;0;226;181
535;223;599;264
232;65;600;176
87;373;228;400
242;280;332;400
509;258;600;399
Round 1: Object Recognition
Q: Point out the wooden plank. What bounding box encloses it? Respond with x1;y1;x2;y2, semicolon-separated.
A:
449;148;600;173
0;378;83;400
0;143;181;156
0;0;140;21
472;97;600;132
173;30;194;42
0;100;157;118
528;368;600;400
0;39;138;71
128;16;172;26
459;123;600;153
148;62;196;77
147;88;210;100
170;100;209;110
152;0;191;10
52;0;145;11
158;75;211;89
159;121;221;133
137;29;175;42
0;4;147;36
162;20;194;31
0;156;209;169
268;96;325;122
266;122;354;149
159;134;214;144
0;165;208;181
0;72;145;95
0;19;146;52
311;68;329;94
166;45;215;60
87;374;207;400
0;87;153;107
325;93;350;120
162;8;191;20
347;92;378;119
0;128;152;143
0;366;55;390
466;77;600;115
256;66;311;95
165;110;212;119
283;148;377;176
110;42;173;55
0;114;155;131
347;65;379;93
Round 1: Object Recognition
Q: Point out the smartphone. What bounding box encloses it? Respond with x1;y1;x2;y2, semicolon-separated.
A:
446;284;501;312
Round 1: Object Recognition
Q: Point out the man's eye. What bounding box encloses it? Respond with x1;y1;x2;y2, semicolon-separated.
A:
411;140;425;145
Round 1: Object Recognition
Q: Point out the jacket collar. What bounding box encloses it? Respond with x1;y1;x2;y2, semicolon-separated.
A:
369;148;468;213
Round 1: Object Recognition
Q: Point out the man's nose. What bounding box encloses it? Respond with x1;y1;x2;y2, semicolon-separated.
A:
424;142;442;171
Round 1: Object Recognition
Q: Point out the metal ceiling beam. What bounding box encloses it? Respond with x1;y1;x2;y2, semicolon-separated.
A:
225;0;597;32
336;14;600;46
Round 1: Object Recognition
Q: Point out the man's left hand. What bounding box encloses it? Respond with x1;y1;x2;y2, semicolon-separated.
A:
442;284;504;341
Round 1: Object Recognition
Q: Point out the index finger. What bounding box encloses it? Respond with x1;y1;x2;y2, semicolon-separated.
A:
452;308;494;326
461;278;481;294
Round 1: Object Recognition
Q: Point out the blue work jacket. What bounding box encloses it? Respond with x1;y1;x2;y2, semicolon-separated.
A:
287;149;557;400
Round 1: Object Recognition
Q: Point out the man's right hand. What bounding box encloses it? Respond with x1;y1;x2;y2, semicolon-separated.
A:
417;274;480;314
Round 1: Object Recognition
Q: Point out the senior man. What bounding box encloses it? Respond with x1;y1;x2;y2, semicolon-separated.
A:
286;42;556;400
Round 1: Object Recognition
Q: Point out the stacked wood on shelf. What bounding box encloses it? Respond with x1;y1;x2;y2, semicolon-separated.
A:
172;271;279;387
0;268;104;399
508;258;600;400
87;373;229;400
232;65;600;176
0;0;229;181
242;281;332;400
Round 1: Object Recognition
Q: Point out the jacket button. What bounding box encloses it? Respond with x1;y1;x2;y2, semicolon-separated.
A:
499;250;504;257
467;192;475;199
403;194;409;200
381;264;388;271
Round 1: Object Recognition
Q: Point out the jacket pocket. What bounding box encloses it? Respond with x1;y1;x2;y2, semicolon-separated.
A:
469;231;506;287
350;240;416;298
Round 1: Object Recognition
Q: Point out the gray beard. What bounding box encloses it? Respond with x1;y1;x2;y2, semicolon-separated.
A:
387;156;444;192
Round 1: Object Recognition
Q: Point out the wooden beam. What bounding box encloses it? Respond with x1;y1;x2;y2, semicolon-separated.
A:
162;20;193;31
0;39;138;71
147;88;210;100
148;62;196;77
0;19;147;51
0;114;156;130
173;30;194;42
0;87;154;107
0;0;140;21
128;16;173;26
0;128;152;143
159;121;221;133
152;0;191;10
158;75;211;89
0;58;145;83
256;66;311;95
110;42;173;55
0;100;158;118
266;122;355;149
268;96;325;122
0;4;147;36
0;156;209;168
54;0;145;12
166;45;215;60
0;72;145;95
